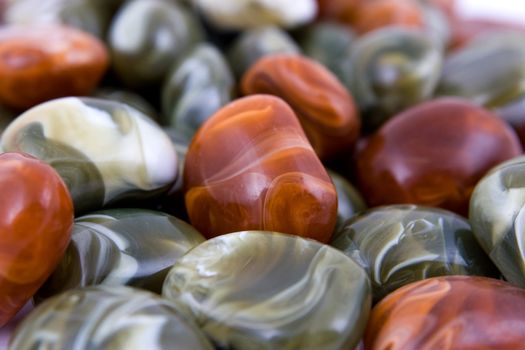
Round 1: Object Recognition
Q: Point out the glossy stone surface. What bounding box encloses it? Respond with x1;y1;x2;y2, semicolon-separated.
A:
352;0;424;35
227;26;300;78
0;25;108;110
192;0;317;30
93;88;158;121
0;153;73;327
9;286;213;350
365;276;525;350
242;54;360;159
4;0;111;38
36;209;205;300
299;22;355;87
163;231;371;350
109;0;203;87
356;98;522;216
328;170;366;232
348;27;442;131
332;205;497;301
1;97;178;214
184;95;337;242
469;155;525;288
162;43;234;142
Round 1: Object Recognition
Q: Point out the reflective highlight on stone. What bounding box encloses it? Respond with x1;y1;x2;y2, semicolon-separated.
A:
36;209;205;300
332;205;497;301
9;286;213;350
184;95;337;242
1;97;178;214
365;276;525;350
242;54;360;159
163;231;371;350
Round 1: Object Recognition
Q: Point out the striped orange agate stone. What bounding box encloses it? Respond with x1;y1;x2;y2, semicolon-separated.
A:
365;276;525;350
241;54;360;160
184;95;337;242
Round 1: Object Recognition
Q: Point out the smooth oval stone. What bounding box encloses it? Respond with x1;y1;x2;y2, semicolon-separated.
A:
184;95;337;242
4;0;111;38
9;286;213;350
191;0;317;30
1;97;178;214
36;209;205;300
242;54;360;159
0;25;108;110
356;98;522;216
162;231;371;350
227;26;300;78
0;153;73;327
365;276;525;350
469;155;525;288
109;0;203;88
162;43;234;142
348;27;442;131
298;21;355;87
437;31;525;109
332;205;498;301
328;170;366;232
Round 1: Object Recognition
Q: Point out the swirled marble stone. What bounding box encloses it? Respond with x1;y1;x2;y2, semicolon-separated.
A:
191;0;317;30
1;97;178;214
0;152;73;327
299;22;355;87
9;286;213;350
328;170;366;232
162;231;371;350
356;98;522;216
469;155;525;288
184;95;337;242
36;209;205;300
109;0;203;87
162;43;234;142
0;25;108;110
242;54;360;159
348;27;442;131
364;276;525;350
4;0;111;38
227;26;300;78
332;205;497;301
437;31;525;108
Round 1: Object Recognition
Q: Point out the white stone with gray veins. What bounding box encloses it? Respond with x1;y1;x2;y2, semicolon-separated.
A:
192;0;317;30
8;286;214;350
0;97;178;213
470;155;525;288
162;231;371;350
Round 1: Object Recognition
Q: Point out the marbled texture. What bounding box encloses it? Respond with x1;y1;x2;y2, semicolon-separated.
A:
162;231;371;350
9;286;213;350
36;209;205;300
332;205;497;301
184;95;337;242
1;97;178;214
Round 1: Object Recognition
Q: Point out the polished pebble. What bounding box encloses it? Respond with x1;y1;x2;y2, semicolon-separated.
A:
163;231;371;350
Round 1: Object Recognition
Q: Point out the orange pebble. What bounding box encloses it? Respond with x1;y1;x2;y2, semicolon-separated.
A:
242;54;360;160
184;95;337;243
0;152;73;326
0;25;108;110
353;0;424;34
